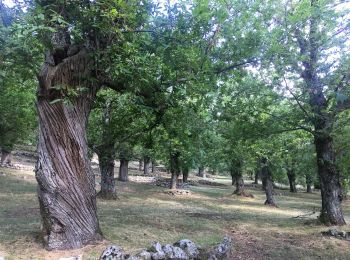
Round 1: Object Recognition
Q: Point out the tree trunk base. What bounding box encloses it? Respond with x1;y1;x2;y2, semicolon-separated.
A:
97;191;118;200
264;200;278;207
233;190;254;198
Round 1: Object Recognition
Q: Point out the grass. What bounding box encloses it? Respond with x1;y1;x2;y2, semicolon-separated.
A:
1;157;350;259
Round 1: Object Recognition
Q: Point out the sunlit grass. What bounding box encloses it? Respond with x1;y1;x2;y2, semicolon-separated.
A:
1;167;350;259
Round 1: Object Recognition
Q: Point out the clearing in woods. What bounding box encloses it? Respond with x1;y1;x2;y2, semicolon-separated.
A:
0;151;350;260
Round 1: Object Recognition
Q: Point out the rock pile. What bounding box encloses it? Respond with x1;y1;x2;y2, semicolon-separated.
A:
100;237;233;260
155;179;193;189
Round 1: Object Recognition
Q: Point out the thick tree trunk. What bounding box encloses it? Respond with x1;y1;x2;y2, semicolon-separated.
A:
315;135;345;225
144;156;151;175
287;169;297;193
35;47;102;250
119;158;129;182
182;167;189;183
198;166;205;178
261;158;277;207
0;149;12;165
170;152;181;190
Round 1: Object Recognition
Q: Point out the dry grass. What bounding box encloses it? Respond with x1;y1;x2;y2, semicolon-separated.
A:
1;156;350;259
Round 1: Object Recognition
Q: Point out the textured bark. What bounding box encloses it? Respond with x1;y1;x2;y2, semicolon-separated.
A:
296;1;345;225
170;152;181;190
143;156;151;175
198;167;206;178
118;158;129;182
35;47;102;250
287;169;297;193
261;158;277;207
315;135;345;225
182;167;189;183
0;149;11;165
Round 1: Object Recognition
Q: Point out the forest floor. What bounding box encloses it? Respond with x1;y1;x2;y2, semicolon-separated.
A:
1;151;350;259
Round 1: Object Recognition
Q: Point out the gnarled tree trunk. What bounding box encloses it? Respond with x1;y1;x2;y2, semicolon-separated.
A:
261;158;277;207
119;158;129;182
287;169;297;193
35;48;102;250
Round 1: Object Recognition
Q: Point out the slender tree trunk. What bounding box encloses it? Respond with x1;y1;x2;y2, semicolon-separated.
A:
306;175;312;193
0;148;12;165
144;156;151;175
261;158;277;207
119;158;129;182
138;159;143;171
97;149;116;200
254;170;259;185
151;160;156;173
230;171;236;186
183;167;189;183
170;152;181;190
198;166;205;178
233;172;245;195
307;184;312;193
287;169;297;193
315;135;345;225
35;48;102;250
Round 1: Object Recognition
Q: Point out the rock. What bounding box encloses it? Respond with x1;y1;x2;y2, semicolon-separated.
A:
173;239;199;258
100;245;125;260
199;236;233;260
213;236;232;258
339;230;347;238
149;242;166;260
0;256;4;260
329;228;338;237
137;250;152;260
162;244;188;259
